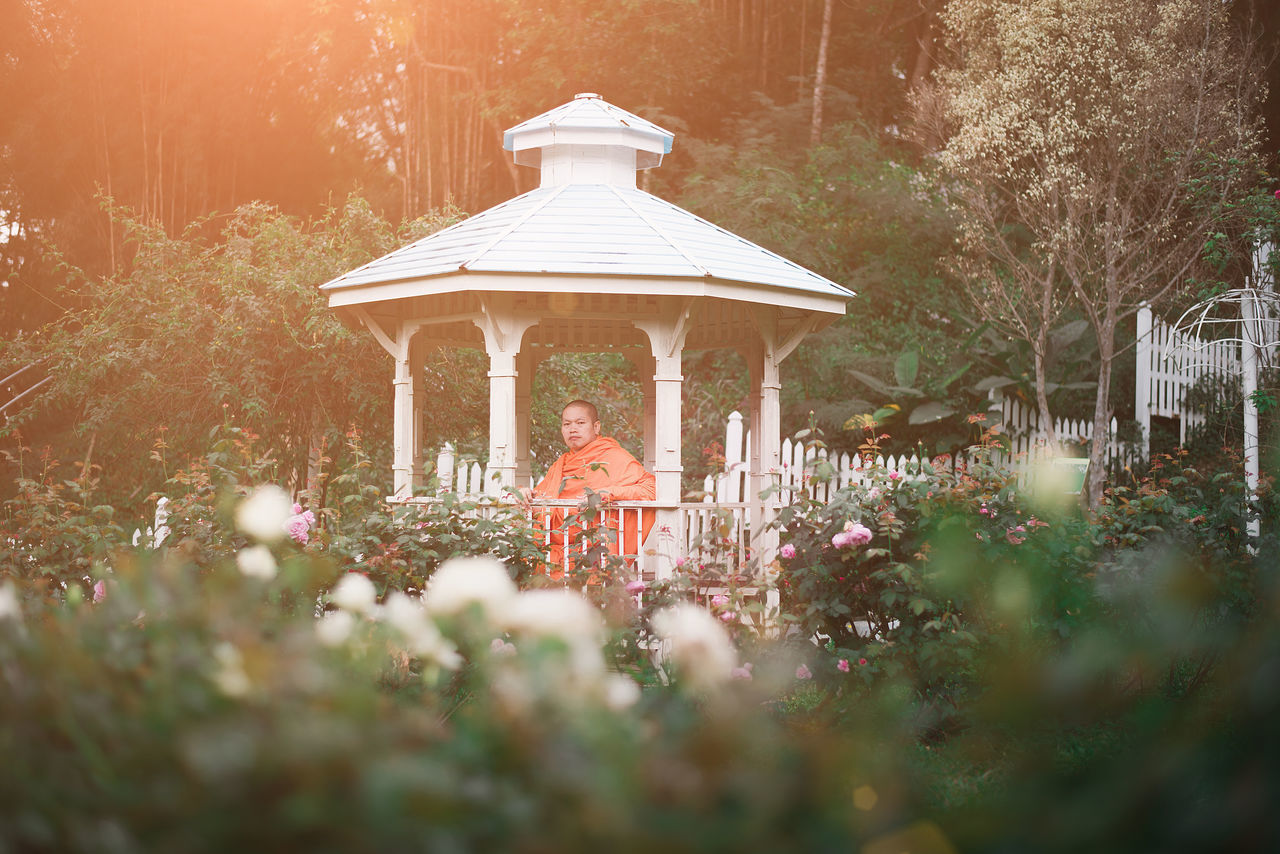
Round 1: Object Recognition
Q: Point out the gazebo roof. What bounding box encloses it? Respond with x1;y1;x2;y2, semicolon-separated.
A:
321;93;853;351
320;182;853;306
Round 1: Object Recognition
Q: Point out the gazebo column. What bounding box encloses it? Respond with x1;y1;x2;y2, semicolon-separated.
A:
747;309;819;567
476;296;537;498
746;341;780;564
635;298;695;578
410;334;430;490
390;320;425;500
625;350;658;472
514;349;535;488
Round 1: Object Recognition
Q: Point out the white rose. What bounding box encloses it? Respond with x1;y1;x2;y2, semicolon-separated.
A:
0;581;21;623
235;545;277;580
423;556;516;619
330;573;377;615
315;610;356;647
603;673;641;711
501;589;604;646
234;485;292;543
651;604;738;693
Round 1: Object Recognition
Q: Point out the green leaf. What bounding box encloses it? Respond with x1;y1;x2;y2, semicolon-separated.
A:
1048;319;1091;351
938;361;973;390
894;350;919;388
847;368;893;397
908;402;956;425
974;375;1015;392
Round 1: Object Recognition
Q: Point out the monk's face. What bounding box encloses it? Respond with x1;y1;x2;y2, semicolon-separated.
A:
561;404;601;452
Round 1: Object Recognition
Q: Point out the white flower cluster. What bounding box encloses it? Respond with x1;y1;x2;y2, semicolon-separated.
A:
650;604;740;693
313;556;660;714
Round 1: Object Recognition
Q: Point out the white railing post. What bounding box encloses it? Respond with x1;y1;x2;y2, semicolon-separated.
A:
436;443;456;493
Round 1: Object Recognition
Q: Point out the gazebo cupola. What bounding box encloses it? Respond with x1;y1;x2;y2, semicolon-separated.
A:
321;93;854;575
503;91;672;188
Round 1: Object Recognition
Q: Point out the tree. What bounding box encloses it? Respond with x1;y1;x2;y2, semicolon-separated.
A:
0;196;466;509
672;99;965;452
933;0;1266;505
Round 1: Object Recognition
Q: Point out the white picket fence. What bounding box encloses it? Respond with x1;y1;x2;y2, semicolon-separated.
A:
984;391;1135;474
1136;305;1243;449
435;413;959;506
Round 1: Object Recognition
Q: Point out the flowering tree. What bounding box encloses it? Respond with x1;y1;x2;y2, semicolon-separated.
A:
931;0;1266;504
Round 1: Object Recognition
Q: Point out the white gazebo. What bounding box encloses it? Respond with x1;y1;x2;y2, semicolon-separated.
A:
321;93;853;576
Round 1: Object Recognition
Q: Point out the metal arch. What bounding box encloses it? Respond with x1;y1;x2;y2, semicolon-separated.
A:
1166;288;1280;372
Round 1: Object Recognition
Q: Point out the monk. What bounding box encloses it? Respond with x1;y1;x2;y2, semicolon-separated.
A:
525;400;655;569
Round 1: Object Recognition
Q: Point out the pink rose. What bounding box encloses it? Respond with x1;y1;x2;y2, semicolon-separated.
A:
625;580;645;594
796;663;812;680
779;543;796;559
837;659;850;672
282;508;316;546
92;580;107;603
720;611;736;622
731;663;754;680
710;594;729;608
858;658;868;666
845;523;872;546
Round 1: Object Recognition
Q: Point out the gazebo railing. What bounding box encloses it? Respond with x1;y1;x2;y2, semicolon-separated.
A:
393;493;755;581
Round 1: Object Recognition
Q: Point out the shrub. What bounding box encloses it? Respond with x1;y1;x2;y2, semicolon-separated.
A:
773;442;1095;720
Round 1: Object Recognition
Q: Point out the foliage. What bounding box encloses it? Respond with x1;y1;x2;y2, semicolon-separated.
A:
2;425;1280;849
0;446;127;601
773;428;1096;729
320;428;547;593
933;0;1268;505
2;0;950;340
673;103;963;452
1096;451;1267;632
0;197;465;514
0;549;878;852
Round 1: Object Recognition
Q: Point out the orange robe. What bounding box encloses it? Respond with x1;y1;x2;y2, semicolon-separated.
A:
533;436;656;566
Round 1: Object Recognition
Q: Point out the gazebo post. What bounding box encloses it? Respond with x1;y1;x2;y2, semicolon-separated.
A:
514;349;535;488
747;309;818;567
391;321;424;499
410;334;429;490
635;298;695;577
625;351;658;472
476;296;536;497
744;338;780;566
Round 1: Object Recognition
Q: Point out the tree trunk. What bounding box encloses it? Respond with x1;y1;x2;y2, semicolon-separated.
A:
1034;265;1057;447
809;0;833;147
1086;314;1117;508
1033;344;1056;448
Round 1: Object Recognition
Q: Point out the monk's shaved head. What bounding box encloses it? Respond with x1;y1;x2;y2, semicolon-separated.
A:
561;400;601;451
562;399;599;422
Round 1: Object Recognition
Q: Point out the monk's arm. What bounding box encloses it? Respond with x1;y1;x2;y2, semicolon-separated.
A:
532;457;565;498
602;458;655;501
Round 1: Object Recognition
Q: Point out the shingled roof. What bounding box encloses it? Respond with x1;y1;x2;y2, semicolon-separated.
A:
320;93;853;312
